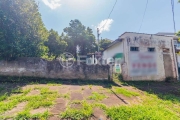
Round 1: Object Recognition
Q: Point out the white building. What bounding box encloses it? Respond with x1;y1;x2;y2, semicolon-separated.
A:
103;32;178;81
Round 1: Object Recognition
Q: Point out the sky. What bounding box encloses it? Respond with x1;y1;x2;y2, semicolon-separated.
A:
37;0;180;40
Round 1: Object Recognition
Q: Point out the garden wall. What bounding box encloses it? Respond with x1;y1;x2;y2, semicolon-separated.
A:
0;58;110;80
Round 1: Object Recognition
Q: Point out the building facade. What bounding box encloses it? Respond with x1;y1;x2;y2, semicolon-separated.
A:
103;32;178;81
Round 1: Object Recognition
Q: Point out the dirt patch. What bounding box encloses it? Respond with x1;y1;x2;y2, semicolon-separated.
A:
50;98;67;115
48;115;61;120
70;103;83;110
2;102;27;117
70;92;83;101
102;94;128;107
30;107;48;115
69;85;81;91
82;88;92;99
26;89;40;96
49;86;61;91
91;108;109;120
59;85;70;94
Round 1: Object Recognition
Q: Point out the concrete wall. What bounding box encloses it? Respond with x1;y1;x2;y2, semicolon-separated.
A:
177;54;180;67
0;58;110;80
121;32;177;81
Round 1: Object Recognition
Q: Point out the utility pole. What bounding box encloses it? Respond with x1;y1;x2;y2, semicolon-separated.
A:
97;28;100;52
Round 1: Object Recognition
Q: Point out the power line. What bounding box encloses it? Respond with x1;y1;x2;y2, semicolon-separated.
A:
99;0;118;31
171;0;176;33
138;0;149;33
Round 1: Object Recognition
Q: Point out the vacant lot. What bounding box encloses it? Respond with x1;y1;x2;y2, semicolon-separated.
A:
0;77;180;120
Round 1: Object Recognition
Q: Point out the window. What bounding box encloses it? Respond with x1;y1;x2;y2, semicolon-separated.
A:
130;47;139;51
148;47;155;52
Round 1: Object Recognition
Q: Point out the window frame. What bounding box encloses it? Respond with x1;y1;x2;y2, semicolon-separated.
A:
130;47;139;52
148;47;155;52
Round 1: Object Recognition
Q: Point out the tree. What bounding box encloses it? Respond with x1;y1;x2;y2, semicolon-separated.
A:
99;39;112;51
45;29;67;59
177;31;180;41
63;19;97;57
0;0;48;60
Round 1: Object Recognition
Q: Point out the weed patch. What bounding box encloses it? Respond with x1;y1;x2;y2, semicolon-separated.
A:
14;110;50;120
60;101;93;120
88;92;107;101
106;105;179;120
113;87;140;97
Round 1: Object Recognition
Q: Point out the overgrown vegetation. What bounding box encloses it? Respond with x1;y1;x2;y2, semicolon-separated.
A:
0;79;180;119
60;101;93;120
106;105;179;120
0;87;57;119
14;110;49;120
88;92;107;101
112;87;140;97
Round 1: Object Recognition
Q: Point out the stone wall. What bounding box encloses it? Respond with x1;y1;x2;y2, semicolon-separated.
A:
0;58;110;80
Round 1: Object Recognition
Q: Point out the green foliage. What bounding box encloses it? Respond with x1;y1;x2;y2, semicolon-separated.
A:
0;0;48;60
45;29;67;59
106;105;179;120
88;92;107;101
0;93;8;101
60;101;93;120
177;31;180;42
14;110;49;120
113;87;140;97
0;87;57;115
31;110;49;120
64;19;97;57
11;87;23;94
15;110;31;120
26;87;58;109
99;38;112;51
60;93;70;99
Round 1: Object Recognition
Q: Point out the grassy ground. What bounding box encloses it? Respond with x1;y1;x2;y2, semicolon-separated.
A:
0;76;180;120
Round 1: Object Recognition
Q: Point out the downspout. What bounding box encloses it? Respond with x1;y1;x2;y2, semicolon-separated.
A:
171;39;179;80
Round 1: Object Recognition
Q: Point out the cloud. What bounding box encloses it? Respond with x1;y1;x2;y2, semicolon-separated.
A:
42;0;61;9
96;19;114;33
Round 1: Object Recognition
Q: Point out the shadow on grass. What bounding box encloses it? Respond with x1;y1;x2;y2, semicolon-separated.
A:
0;75;122;88
119;80;180;103
0;75;123;102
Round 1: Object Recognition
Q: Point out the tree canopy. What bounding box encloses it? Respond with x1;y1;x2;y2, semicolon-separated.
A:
0;1;112;61
99;39;112;51
64;19;97;56
45;29;67;59
0;0;48;60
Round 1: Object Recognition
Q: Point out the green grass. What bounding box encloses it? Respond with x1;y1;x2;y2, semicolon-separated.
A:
88;85;92;89
11;87;23;94
106;105;179;120
88;92;107;101
60;93;70;99
60;101;93;120
47;83;62;86
0;81;180;120
0;87;58;117
13;110;50;120
0;93;8;101
112;87;140;97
